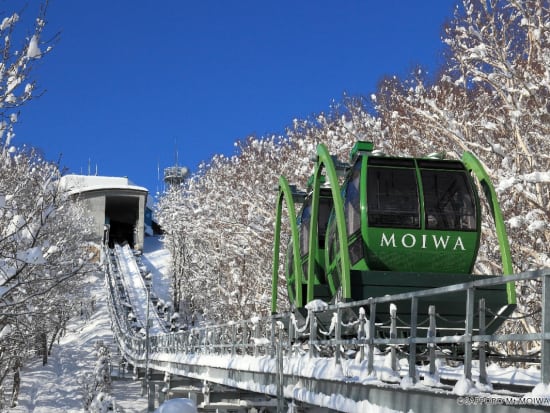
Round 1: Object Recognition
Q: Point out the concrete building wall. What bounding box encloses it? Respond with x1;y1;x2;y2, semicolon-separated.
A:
83;188;147;250
61;175;148;251
77;193;107;243
136;194;145;249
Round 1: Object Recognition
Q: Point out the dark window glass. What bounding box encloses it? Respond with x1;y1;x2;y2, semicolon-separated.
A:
421;170;477;230
318;196;333;247
326;214;341;290
348;237;364;265
417;159;465;170
368;157;415;168
367;167;420;228
327;216;337;263
344;162;362;236
287;243;294;276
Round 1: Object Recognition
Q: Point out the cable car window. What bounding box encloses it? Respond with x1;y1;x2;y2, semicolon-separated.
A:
368;157;415;168
421;170;477;231
326;216;341;288
344;162;362;235
327;216;337;263
318;197;333;247
299;203;311;256
367;167;420;228
417;159;464;170
287;243;294;277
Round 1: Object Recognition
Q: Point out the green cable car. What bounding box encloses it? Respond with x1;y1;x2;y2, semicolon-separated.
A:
272;142;516;336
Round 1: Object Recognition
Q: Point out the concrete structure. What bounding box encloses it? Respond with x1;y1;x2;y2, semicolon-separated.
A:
60;175;148;250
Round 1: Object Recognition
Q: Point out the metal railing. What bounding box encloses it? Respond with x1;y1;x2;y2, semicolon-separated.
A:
304;268;550;385
105;262;550;392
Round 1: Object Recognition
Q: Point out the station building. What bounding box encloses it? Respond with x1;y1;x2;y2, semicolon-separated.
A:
60;174;153;250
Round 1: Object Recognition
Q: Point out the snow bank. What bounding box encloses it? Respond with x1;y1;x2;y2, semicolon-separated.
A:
153;398;197;413
525;383;550;398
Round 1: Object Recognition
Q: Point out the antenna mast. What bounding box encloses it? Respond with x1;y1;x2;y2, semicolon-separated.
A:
164;138;188;189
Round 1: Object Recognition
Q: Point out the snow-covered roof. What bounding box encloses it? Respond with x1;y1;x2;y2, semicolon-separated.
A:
60;174;148;195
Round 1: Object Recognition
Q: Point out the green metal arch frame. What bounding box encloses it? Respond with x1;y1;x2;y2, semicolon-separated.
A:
462;151;516;303
271;175;303;314
306;144;352;303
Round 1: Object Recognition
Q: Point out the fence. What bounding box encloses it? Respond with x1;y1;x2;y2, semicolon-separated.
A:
105;255;550;391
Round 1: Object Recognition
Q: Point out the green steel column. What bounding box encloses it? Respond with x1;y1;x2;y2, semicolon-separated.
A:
271;176;303;313
307;144;351;302
307;161;321;304
462;151;516;303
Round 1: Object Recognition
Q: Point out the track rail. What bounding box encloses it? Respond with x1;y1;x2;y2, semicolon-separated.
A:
109;245;168;334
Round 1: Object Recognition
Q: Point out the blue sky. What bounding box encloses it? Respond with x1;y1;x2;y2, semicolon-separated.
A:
15;0;458;196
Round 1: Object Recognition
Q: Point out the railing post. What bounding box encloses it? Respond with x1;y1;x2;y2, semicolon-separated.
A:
232;323;237;357
141;369;147;396
428;305;437;377
367;301;376;376
542;270;550;385
335;305;342;365
161;372;170;403
309;308;318;358
389;303;397;372
207;328;213;354
206;329;211;354
254;320;261;357
213;327;218;354
408;297;418;383
288;314;295;356
243;321;249;355
212;328;217;354
191;330;197;353
478;298;488;385
357;307;366;362
219;327;224;355
270;317;276;358
464;288;475;381
147;382;155;412
276;324;285;413
202;382;211;406
158;383;165;405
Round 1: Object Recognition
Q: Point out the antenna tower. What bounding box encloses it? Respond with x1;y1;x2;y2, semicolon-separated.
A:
163;138;188;189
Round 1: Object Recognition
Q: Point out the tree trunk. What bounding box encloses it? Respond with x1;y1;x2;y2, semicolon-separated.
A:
11;359;21;407
10;367;20;407
48;325;62;356
41;332;48;365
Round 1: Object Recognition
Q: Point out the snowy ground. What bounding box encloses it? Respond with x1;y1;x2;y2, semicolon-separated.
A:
141;236;171;304
7;272;148;412
4;236;173;413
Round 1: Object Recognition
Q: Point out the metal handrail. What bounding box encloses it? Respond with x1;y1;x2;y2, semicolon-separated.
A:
105;263;550;391
332;269;545;309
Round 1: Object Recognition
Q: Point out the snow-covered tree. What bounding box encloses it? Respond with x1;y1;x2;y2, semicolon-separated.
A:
156;100;382;323
0;148;96;392
371;0;549;345
158;0;548;340
374;0;549;271
83;340;114;412
445;0;549;270
0;1;98;401
0;1;55;154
